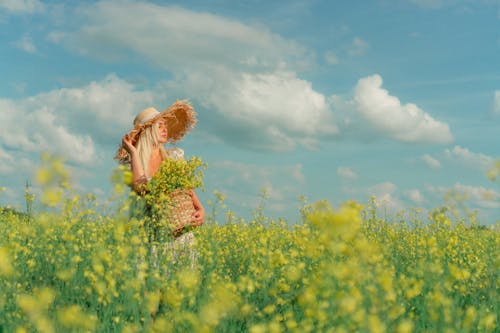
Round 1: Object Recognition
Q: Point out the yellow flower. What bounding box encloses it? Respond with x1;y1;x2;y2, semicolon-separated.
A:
479;313;497;331
199;284;240;327
368;314;386;333
263;304;276;314
41;188;63;207
178;268;200;291
249;324;267;333
0;247;14;277
463;306;477;328
339;296;357;314
396;319;414;333
57;305;97;330
405;280;424;300
286;265;302;282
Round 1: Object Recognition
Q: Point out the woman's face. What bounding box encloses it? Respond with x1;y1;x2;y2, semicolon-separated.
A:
157;119;169;144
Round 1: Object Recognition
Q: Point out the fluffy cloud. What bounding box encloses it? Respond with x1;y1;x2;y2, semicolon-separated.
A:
47;1;338;152
45;2;452;151
366;182;405;212
14;34;36;53
324;51;339;65
337;166;358;180
0;99;95;165
444;145;494;171
193;70;338;151
422;154;441;169
0;74;159;207
427;183;500;209
348;37;369;56
0;146;14;174
353;74;453;144
213;160;305;185
405;189;425;204
0;75;155;167
49;1;309;72
207;160;305;214
0;0;44;13
369;182;397;196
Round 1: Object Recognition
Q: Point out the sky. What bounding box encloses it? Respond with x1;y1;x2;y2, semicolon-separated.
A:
0;0;499;224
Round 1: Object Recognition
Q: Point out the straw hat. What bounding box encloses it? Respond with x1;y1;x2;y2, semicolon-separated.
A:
115;100;196;164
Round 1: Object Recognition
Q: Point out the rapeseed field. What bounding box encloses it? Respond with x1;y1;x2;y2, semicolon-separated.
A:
0;156;498;332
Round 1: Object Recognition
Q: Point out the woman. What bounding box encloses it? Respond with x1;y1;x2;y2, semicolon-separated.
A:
115;100;205;243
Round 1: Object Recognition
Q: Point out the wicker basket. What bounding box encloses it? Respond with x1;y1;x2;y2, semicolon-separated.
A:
167;189;197;236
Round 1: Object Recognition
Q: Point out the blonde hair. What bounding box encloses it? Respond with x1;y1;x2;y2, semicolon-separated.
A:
135;122;168;177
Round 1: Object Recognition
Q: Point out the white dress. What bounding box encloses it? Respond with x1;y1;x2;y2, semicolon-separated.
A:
164;147;184;161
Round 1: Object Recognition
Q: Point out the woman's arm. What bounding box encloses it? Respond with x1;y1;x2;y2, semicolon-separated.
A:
122;135;147;194
189;189;205;225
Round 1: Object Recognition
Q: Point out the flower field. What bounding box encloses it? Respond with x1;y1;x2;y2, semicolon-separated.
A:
0;158;498;332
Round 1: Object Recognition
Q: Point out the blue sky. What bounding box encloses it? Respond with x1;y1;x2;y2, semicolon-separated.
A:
1;0;499;224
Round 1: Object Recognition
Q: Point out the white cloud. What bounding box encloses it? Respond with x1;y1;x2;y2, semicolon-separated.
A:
366;182;405;212
48;1;338;152
353;74;453;144
422;154;441;169
0;186;21;208
0;75;155;167
0;99;95;165
324;51;339;65
405;189;425;204
38;74;155;140
0;146;14;173
348;37;369;56
493;90;500;114
195;70;338;151
369;182;397;196
50;1;309;72
14;34;36;53
0;0;44;13
337;166;358;180
33;109;95;164
208;160;305;215
427;183;500;209
444;145;494;171
227;71;330;137
44;3;452;150
214;160;305;185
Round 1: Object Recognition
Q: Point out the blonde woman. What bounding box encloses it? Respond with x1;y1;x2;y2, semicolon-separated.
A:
115;100;204;250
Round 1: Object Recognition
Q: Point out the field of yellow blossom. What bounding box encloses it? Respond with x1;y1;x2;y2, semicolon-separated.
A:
0;155;498;332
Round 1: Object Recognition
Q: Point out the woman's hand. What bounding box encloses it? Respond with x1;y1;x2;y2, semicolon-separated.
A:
192;207;205;226
189;190;204;226
122;134;137;155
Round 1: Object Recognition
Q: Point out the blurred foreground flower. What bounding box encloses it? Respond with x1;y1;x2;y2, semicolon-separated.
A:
486;160;500;181
34;152;71;207
0;246;14;277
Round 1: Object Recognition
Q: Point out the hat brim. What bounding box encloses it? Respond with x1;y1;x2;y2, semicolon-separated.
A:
115;100;196;164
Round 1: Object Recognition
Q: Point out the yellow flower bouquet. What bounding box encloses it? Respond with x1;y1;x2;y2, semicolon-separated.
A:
143;156;207;238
